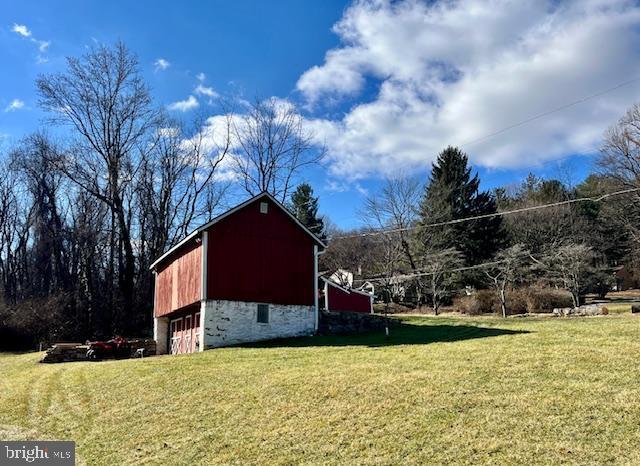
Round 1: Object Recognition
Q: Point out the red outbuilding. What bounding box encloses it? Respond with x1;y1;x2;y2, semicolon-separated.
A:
322;278;374;314
150;192;326;354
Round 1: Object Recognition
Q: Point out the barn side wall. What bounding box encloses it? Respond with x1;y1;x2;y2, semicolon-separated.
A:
206;198;315;306
202;300;315;348
155;240;202;317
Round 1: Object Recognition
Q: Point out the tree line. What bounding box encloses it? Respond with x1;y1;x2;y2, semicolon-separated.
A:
321;133;640;316
0;43;321;349
2;41;640;348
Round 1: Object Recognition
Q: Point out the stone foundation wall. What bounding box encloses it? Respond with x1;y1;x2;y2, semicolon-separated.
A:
202;300;315;348
153;316;169;354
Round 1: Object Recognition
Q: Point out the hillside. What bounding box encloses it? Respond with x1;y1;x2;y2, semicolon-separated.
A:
2;315;640;465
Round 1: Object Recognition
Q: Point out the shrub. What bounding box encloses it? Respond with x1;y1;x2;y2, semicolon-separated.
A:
524;287;573;313
456;290;497;315
455;295;479;315
504;289;529;315
456;287;574;316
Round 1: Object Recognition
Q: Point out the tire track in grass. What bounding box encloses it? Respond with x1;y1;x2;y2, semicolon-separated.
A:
60;365;101;453
25;367;61;428
8;371;39;426
11;364;88;466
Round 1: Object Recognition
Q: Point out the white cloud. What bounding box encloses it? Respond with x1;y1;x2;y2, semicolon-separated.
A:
167;95;199;112
181;115;243;181
154;58;170;71
11;23;51;63
196;72;206;82
157;127;180;138
298;0;640;178
4;99;25;112
325;179;368;196
195;84;219;99
11;24;31;37
182;99;326;182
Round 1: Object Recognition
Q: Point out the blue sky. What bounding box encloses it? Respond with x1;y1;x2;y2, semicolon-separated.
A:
2;0;638;229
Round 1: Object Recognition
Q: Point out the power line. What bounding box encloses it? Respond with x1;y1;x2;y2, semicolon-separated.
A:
460;76;640;148
354;256;523;284
328;187;640;241
321;77;640;237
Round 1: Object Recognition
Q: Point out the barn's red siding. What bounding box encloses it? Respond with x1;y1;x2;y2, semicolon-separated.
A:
155;240;202;317
326;281;372;313
206;198;315;306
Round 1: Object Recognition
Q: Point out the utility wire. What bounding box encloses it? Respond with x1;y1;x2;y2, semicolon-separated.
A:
328;187;640;241
322;77;640;237
354;256;525;284
460;76;640;148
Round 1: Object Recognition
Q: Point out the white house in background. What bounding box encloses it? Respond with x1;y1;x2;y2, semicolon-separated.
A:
329;268;354;287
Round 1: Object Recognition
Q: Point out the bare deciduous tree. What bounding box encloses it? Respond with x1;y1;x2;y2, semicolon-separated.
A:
37;42;158;327
363;177;421;269
484;244;530;318
232;98;324;203
423;248;462;315
0;160;22;303
539;244;594;308
10;133;69;296
362;177;423;303
599;103;640;252
600;103;640;187
138;115;232;260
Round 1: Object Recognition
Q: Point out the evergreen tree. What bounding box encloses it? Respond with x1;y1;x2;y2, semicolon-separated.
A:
290;183;325;239
418;146;506;265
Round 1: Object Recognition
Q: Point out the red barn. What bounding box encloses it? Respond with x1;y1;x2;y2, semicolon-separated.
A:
150;192;326;354
322;278;373;314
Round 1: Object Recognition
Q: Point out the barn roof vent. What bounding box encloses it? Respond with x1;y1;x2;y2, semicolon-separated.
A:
260;202;268;214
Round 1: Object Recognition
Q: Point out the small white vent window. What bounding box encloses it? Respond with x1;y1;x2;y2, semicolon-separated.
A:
260;202;268;214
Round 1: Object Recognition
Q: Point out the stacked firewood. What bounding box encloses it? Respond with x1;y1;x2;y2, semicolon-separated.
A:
128;338;157;356
40;338;156;363
41;343;91;363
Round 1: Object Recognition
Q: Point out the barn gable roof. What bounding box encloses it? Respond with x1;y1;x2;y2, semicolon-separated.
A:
150;191;326;270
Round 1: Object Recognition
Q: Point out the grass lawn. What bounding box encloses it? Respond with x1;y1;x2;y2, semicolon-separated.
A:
604;302;634;314
2;315;640;465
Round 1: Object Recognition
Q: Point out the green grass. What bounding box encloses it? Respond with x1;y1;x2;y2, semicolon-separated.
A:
2;315;640;465
604;302;634;314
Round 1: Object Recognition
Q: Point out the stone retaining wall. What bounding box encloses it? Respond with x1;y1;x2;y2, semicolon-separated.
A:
318;310;398;336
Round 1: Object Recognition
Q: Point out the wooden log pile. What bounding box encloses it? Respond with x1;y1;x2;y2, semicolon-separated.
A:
128;338;157;356
40;338;156;363
41;343;91;363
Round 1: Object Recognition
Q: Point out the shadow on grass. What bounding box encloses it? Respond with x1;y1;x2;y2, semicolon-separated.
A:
241;323;529;349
